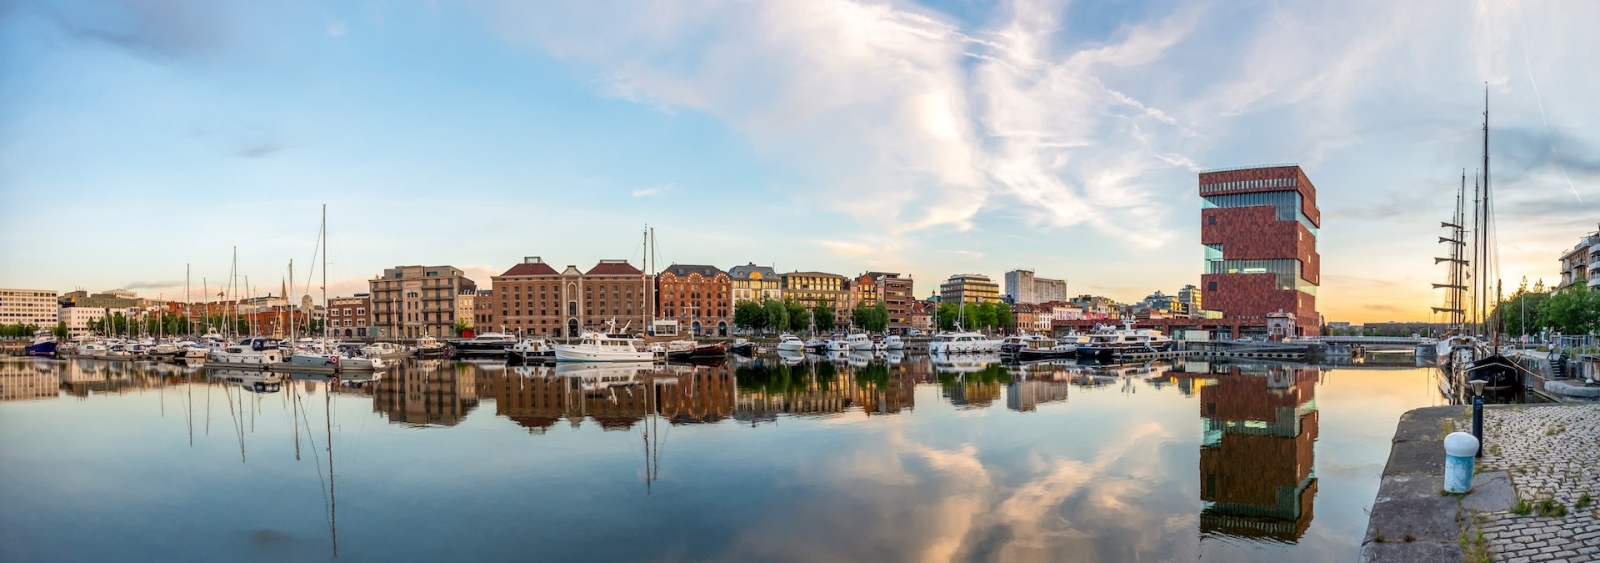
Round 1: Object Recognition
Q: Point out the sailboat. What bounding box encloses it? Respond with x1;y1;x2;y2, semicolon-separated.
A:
287;205;386;373
1449;92;1521;393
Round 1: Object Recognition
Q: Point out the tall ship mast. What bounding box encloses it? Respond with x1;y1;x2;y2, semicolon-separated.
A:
1432;170;1469;331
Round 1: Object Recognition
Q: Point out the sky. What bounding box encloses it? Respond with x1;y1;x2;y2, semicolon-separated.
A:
1;0;1597;324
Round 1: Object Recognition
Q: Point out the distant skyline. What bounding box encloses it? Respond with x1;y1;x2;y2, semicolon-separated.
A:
2;0;1597;323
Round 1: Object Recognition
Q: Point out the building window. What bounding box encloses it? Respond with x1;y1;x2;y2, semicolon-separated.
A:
1207;282;1217;291
1207;215;1216;225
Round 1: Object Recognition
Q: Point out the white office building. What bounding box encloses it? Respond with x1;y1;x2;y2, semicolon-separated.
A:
1003;270;1067;305
0;288;59;328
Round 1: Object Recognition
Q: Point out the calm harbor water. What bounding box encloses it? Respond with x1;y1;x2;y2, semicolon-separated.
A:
0;354;1448;562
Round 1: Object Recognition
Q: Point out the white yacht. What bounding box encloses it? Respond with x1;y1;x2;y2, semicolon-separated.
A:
360;342;410;359
845;332;875;351
208;344;285;365
288;341;386;371
1077;322;1173;357
928;331;999;355
553;332;657;362
775;334;806;352
999;333;1047;355
825;337;851;353
883;335;905;351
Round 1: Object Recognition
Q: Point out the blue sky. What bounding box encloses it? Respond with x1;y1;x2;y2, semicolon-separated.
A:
2;0;1597;323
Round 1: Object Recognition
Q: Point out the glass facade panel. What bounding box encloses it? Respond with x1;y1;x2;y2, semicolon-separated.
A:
1204;258;1317;296
1201;191;1319;236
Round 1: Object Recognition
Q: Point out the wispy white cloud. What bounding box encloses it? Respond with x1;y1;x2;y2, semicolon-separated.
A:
631;182;673;198
483;0;1203;245
327;20;346;37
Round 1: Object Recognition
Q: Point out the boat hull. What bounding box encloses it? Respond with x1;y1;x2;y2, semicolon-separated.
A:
553;347;656;363
24;342;57;357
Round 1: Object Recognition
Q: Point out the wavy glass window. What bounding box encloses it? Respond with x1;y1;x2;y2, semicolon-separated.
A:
1201;191;1319;237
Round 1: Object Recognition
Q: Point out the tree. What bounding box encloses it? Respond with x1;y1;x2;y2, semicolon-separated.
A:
813;303;836;332
936;303;959;332
734;301;765;333
870;301;889;333
53;322;68;339
1539;286;1600;335
784;299;809;332
852;301;873;331
1497;286;1550;338
454;317;472;337
761;299;788;335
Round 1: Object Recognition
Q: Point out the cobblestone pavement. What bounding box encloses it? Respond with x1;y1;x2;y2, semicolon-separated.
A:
1474;405;1600;563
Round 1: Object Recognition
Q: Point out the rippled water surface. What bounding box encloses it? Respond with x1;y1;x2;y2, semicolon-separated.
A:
0;355;1449;562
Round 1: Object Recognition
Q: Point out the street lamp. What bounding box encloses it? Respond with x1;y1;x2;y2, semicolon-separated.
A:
1468;379;1488;458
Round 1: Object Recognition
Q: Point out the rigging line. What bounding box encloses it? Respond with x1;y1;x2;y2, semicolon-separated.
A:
1514;8;1583;203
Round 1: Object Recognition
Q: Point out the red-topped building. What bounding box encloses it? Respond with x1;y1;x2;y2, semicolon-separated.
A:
1199;164;1321;337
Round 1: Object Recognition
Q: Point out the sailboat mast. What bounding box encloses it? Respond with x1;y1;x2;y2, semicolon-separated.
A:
1481;90;1493;340
289;260;296;342
322;204;328;341
186;265;191;336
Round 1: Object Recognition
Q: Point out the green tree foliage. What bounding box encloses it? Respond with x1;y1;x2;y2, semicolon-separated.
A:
1538;286;1600;335
734;301;765;332
851;300;891;332
761;299;788;335
53;322;68;338
0;323;42;338
784;299;809;332
454;318;472;336
813;303;836;332
936;303;959;332
1497;280;1550;337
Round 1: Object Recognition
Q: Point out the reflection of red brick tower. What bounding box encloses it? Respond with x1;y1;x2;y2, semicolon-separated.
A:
656;365;736;423
1198;366;1319;542
1199;165;1321;336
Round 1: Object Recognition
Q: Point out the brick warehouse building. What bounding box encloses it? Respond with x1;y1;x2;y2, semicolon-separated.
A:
489;257;653;338
656;264;733;337
1199;164;1321;337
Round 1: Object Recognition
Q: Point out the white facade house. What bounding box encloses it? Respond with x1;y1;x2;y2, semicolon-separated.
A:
0;288;59;328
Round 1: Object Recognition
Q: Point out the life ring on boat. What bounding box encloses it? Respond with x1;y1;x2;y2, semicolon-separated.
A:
330;355;339;365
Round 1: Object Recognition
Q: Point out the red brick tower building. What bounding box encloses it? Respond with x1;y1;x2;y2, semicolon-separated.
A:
1199;164;1321;337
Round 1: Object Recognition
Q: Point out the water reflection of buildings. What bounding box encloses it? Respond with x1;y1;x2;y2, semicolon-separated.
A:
373;361;479;426
479;363;738;432
1183;363;1320;543
0;359;59;402
732;358;917;424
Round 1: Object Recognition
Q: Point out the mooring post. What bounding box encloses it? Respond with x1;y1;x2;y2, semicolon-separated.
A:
1469;379;1487;458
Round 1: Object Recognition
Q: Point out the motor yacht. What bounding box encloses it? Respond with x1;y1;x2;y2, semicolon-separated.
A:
208;344;285;365
999;333;1047;355
928;331;999;355
845;332;875;352
508;337;555;364
775;334;806;352
415;335;449;358
554;331;657;362
883;335;905;351
448;332;517;357
1017;339;1077;360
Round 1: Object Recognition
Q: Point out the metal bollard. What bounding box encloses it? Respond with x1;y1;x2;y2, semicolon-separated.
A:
1444;432;1480;493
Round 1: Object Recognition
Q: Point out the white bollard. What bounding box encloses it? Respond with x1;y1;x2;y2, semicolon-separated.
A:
1443;432;1480;493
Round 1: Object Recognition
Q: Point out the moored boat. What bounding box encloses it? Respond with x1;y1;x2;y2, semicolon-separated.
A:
449;332;517;357
554;331;657;362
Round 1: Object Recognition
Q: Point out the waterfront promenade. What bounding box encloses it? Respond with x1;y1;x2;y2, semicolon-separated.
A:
1364;404;1600;562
